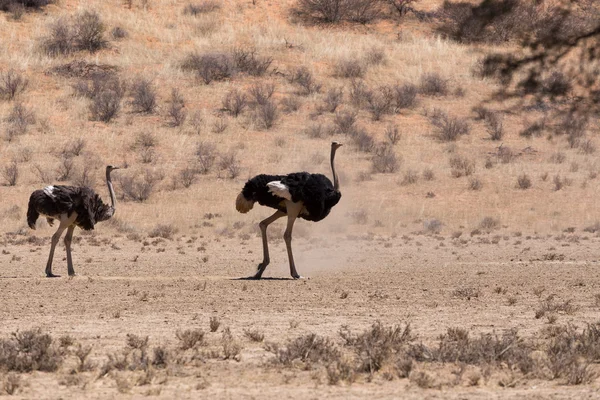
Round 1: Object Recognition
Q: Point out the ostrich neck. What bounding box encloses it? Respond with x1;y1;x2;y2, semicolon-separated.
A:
330;147;340;191
106;169;116;210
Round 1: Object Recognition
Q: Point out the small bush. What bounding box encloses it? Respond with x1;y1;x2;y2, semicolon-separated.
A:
6;103;36;136
289;66;321;95
166;88;186;127
178;167;197;188
479;217;500;232
232;48;272;77
485;112;504;141
247;82;275;106
55;156;75;181
320;87;343;113
176;329;205;350
553;175;572;191
449;155;475;178
253;100;278;130
129;77;156;114
542;72;571;96
195;142;217;174
429;109;469;142
221;89;247;117
385;124;401;145
73;11;107;53
366;90;391;121
149;224;178;239
334;58;366;79
517;174;532;189
90;87;124;122
119;169;162;202
422;168;435;181
333;110;357;134
0;70;28;101
273;333;340;367
42;19;74;56
183;1;221;15
219;151;241;179
419;73;448;96
390;83;417;111
468;177;482;191
401;169;418;185
349;79;371;108
244;329;265;342
280;96;302;113
0;328;63;372
372;144;400;173
181;52;234;84
352;127;375;153
111;26;128;40
2;160;19;186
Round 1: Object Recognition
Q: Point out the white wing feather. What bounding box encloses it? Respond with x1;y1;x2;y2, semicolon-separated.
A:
267;181;292;200
43;186;56;198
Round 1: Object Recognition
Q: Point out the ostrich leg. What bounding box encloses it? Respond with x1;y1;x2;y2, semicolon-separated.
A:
64;225;76;277
283;201;304;279
45;214;76;278
253;210;285;279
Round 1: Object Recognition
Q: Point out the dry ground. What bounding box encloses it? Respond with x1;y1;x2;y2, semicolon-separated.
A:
2;0;600;398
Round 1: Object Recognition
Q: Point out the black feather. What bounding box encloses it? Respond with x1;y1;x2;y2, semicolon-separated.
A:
26;186;113;230
240;172;341;222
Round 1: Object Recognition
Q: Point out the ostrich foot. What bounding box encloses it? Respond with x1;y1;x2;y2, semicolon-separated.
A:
292;274;309;280
46;273;60;278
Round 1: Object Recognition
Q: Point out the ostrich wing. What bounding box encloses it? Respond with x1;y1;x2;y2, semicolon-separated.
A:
267;181;292;200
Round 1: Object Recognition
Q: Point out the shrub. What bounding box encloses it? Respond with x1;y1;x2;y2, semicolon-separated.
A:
305;123;326;139
247;82;275;106
166;88;186;127
6;103;35;136
253;100;278;129
181;52;234;84
479;216;500;232
178;167;197;188
517;174;532;189
129;77;157;114
366;90;391;121
119;169;162;202
422;168;435;181
195;142;217;174
273;333;341;367
72;11;107;53
294;0;349;23
289;66;321;95
41;19;74;56
485;112;504;141
347;0;382;23
419;73;448;96
221;89;247;117
429;109;470;142
449;155;475;177
0;328;63;372
333;110;357;134
334;58;366;78
183;1;221;15
385;124;401;144
349;79;371;107
542;71;571;96
219;151;241;179
89;87;124;122
209;316;220;332
244;329;265;342
280;96;302;113
468;177;482;190
352;127;375;153
372;144;399;173
553;175;572;191
0;70;28;101
111;26;128;40
390;83;417;111
320;87;344;113
55;156;75;181
401;169;418;185
148;224;178;239
176;329;205;350
232;48;272;77
2;160;18;186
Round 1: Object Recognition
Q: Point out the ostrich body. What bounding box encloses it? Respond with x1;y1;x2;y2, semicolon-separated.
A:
26;165;119;277
236;142;342;279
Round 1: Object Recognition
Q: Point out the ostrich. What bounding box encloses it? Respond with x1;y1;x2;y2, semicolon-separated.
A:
26;165;120;277
236;141;343;279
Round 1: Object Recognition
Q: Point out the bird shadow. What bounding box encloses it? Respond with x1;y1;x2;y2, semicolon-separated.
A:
232;276;297;281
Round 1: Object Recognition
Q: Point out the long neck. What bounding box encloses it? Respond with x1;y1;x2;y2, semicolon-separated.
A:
106;169;116;210
330;146;340;191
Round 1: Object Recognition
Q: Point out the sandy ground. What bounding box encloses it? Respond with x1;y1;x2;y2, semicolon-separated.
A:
2;228;600;398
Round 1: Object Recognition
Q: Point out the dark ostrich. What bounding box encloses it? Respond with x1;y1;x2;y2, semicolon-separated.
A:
26;165;120;277
236;141;343;279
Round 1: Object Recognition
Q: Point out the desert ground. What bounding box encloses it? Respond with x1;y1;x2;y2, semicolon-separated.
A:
1;0;600;398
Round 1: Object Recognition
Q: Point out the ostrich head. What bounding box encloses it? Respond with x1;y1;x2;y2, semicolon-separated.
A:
106;165;120;174
331;141;343;150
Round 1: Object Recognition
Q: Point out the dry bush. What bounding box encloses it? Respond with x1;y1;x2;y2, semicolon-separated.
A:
340;321;413;373
119;169;162;202
176;329;205;350
244;329;265;342
517;174;532;189
247;82;275;107
87;76;125;122
195;142;218;174
0;70;28;101
305;123;326;139
349;209;368;224
553;175;572;191
320;87;344;113
211;117;229;133
542;71;571;96
452;287;481;300
294;0;382;24
468;177;482;191
449;155;475;177
372;144;400;173
271;333;341;368
333;110;357;134
222;328;242;360
111;26;128;40
520;117;547;138
6;103;36;137
424;219;442;234
183;1;221;15
385;124;401;145
334;58;366;79
364;46;386;65
2;372;21;395
549;152;566;164
280;96;302;113
579;139;596;155
55;156;75;181
366;90;391;121
422;168;434;181
496;145;514;164
72;164;96;187
347;0;383;23
41;18;74;56
209;316;220;332
401;169;418;185
232;48;273;77
484;112;504;141
129;77;157;114
166;88;186;127
535;296;577;319
219;151;241;179
61;138;86;157
351;127;375;153
288;66;321;95
429;109;470;142
389;83;417;111
0;0;54;12
2;160;18;186
221;89;247;117
0;328;63;372
253;100;278;130
148;224;178;239
178;167;197;188
419;73;449;96
479;216;500;232
42;11;107;56
181;52;234;84
349;79;371;108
